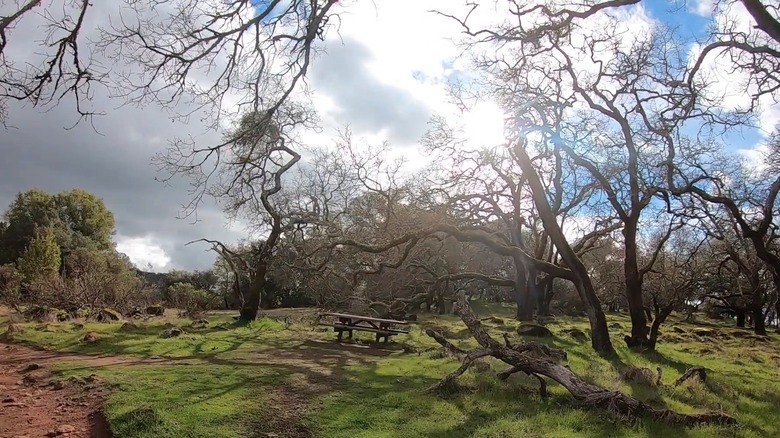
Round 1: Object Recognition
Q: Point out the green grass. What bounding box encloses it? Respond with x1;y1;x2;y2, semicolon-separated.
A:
4;305;780;437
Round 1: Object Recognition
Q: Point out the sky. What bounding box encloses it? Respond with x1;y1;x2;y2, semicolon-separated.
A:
0;0;773;272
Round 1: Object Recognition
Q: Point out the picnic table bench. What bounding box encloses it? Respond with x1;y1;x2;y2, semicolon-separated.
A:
318;312;410;343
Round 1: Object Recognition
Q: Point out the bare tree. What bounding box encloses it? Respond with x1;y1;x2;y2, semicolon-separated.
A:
1;0;341;127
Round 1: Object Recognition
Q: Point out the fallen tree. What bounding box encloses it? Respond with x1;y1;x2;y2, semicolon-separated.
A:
426;294;736;427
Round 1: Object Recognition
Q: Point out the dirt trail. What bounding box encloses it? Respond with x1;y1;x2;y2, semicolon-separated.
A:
0;343;111;438
0;339;393;438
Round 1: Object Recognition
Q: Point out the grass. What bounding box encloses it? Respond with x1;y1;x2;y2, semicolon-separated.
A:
3;304;780;437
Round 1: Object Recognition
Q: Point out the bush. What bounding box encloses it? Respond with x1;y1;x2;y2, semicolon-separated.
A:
0;264;23;310
167;282;215;318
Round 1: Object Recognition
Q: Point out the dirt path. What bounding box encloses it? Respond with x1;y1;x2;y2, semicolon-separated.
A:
0;343;112;438
0;339;393;438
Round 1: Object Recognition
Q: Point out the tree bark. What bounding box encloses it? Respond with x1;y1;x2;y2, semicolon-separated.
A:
735;309;746;328
428;294;735;426
536;278;553;317
752;293;767;335
513;257;533;321
239;265;267;322
514;144;613;354
623;219;649;349
647;305;673;350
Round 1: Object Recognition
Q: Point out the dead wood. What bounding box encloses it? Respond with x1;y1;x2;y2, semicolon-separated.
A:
425;328;491;372
425;294;736;427
674;366;707;386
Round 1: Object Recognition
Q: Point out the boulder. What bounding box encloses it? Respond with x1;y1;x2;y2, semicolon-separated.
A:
145;305;165;316
190;319;209;329
97;308;122;322
82;332;99;344
24;306;68;322
19;363;41;373
125;307;144;319
516;324;553;338
562;328;589;342
162;327;182;338
119;322;141;332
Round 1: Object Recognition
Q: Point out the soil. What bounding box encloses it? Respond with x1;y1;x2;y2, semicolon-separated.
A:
0;343;111;438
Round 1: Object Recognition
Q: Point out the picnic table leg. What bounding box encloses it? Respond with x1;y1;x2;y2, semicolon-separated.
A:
336;329;343;341
348;329;353;340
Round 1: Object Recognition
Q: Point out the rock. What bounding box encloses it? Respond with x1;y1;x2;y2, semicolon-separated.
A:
125;308;144;319
23;306;68;322
82;332;99;344
609;322;623;329
2;396;16;403
145;304;165;316
190;319;209;329
97;308;122;322
562;328;589;342
19;363;41;373
620;366;661;386
516;324;553;338
162;327;182;338
55;424;76;435
119;322;140;332
50;380;66;390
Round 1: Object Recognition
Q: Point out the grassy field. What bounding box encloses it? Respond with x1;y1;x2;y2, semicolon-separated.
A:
2;303;779;438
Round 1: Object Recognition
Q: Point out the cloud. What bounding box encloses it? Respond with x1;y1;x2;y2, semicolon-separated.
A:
310;38;432;145
690;0;716;17
116;235;172;271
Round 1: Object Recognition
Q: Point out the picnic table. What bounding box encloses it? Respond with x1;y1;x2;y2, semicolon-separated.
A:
319;312;410;343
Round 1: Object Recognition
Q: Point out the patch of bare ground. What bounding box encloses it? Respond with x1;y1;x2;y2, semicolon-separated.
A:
0;338;393;438
0;344;111;438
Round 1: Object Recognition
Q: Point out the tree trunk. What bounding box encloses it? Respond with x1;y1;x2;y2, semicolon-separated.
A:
515;144;613;354
647;305;673;350
735;309;746;328
623;221;648;348
537;278;553;317
238;266;267;322
513;258;533;321
752;298;767;335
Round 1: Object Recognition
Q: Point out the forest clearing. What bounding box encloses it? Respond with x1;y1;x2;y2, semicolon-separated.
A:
2;304;778;438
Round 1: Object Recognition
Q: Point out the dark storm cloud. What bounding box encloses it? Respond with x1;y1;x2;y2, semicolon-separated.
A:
0;0;251;271
0;99;244;271
311;37;432;145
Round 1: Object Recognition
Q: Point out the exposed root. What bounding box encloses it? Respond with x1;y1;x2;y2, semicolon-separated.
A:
425;294;737;427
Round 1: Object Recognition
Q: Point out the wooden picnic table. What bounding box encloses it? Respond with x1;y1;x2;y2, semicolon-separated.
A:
319;312;410;343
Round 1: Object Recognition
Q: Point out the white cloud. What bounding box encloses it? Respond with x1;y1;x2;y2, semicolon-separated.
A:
691;0;716;17
116;235;172;271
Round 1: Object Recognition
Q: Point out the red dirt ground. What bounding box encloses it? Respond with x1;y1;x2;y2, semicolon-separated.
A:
0;343;111;438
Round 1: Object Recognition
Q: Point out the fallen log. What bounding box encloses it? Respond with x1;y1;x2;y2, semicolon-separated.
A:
426;294;736;427
674;366;706;386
